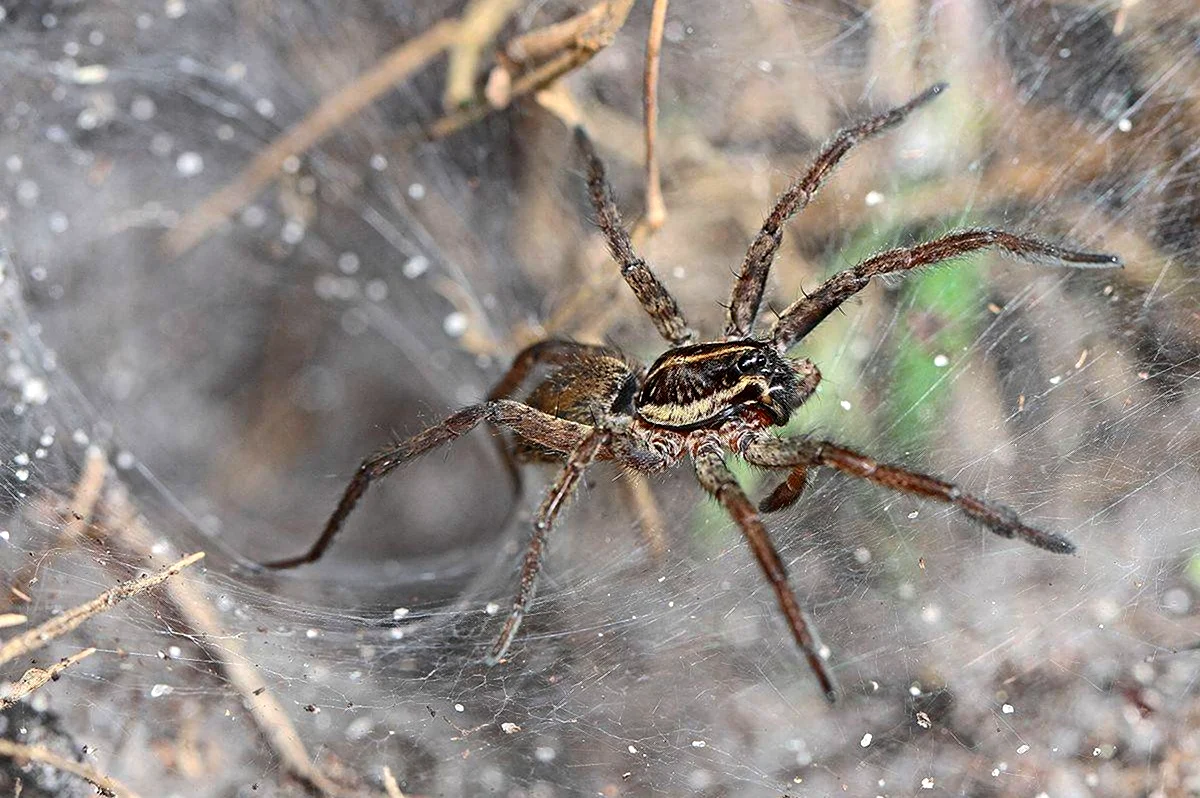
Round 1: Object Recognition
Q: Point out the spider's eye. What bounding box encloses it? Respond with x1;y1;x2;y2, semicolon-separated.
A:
736;350;768;373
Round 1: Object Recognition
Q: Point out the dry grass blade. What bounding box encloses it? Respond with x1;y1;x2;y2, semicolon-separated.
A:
428;0;636;139
4;445;107;608
0;553;204;667
641;0;669;233
163;19;460;257
444;0;525;109
381;766;406;798
101;489;369;798
621;470;668;560
0;647;96;710
0;738;144;798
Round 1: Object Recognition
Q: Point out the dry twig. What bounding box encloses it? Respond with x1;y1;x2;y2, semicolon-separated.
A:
444;0;525;109
428;0;636;139
506;1;620;63
0;613;27;629
0;738;144;798
0;647;96;710
101;488;366;798
381;766;406;798
0;553;204;667
640;0;669;233
4;445;108;607
163;19;461;256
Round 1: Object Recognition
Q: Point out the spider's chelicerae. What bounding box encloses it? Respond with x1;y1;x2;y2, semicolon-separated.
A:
265;83;1121;700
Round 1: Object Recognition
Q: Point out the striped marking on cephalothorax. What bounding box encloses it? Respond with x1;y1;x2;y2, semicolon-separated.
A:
636;341;774;430
643;341;761;376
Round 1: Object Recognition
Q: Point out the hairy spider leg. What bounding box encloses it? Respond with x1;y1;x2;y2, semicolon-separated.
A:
759;465;809;514
486;340;668;558
771;228;1122;353
487;428;610;664
486;340;624;481
259;400;595;570
740;357;822;515
725;82;948;340
692;441;838;701
487;340;625;402
741;433;1076;553
574;127;698;347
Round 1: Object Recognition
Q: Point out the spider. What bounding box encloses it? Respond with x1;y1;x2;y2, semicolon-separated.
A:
263;83;1121;701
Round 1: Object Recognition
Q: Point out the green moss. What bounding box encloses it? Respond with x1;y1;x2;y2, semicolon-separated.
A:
688;212;994;547
887;253;985;450
1187;552;1200;590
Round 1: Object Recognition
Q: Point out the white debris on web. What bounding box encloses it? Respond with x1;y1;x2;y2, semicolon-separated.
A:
0;4;1194;797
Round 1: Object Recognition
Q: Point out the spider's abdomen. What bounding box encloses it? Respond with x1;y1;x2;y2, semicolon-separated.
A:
636;340;802;430
524;354;638;423
500;347;636;465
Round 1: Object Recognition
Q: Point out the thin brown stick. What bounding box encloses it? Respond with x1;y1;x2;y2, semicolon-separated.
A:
429;47;589;139
4;446;108;607
0;552;204;667
62;446;108;541
533;81;583;128
382;766;406;798
101;489;362;798
0;738;144;798
0;647;96;711
621;470;667;560
428;0;636;140
641;0;669;233
506;1;618;63
444;0;524;109
163;19;460;257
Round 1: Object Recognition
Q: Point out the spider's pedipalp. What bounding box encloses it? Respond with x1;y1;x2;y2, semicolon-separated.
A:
724;82;947;340
759;465;809;513
771;228;1123;353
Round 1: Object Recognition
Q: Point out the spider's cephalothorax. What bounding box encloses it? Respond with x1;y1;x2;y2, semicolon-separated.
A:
262;83;1121;703
637;341;807;429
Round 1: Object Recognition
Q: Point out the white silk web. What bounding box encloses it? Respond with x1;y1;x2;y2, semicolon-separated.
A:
1;1;1198;796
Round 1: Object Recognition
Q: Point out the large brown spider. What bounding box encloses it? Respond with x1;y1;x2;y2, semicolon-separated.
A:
264;83;1120;701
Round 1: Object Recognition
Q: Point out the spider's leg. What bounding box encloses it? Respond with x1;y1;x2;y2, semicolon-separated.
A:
260;401;596;570
771;228;1122;353
725;83;947;340
487;340;623;484
759;465;809;513
487;427;610;664
741;433;1076;553
574;127;697;347
756;358;821;514
692;443;838;702
488;341;622;402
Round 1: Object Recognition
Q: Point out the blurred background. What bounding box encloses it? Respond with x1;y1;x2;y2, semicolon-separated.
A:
1;0;1199;795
